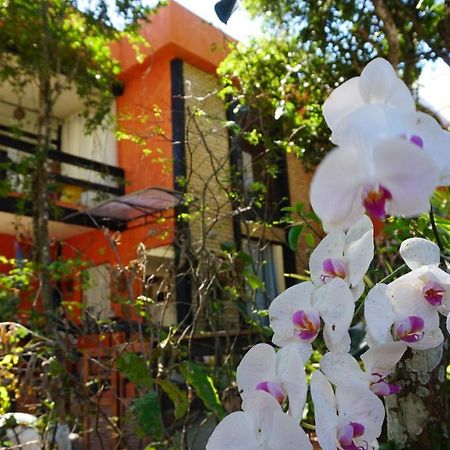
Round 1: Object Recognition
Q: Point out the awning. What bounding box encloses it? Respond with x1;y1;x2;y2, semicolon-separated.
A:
63;187;183;229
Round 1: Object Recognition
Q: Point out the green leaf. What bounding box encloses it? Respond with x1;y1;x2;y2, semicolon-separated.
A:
305;232;315;248
116;353;152;389
179;361;225;418
155;378;188;420
288;224;304;251
244;271;264;290
131;391;162;438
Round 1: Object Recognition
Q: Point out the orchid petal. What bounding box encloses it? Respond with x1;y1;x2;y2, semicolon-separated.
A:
323;76;365;134
311;371;339;450
344;215;374;287
365;284;396;344
331;103;393;147
277;344;308;422
374;138;439;217
309;230;346;285
399;238;440;269
269;281;315;346
244;391;312;450
335;383;385;443
404;112;450;185
359;58;414;112
310;145;367;231
265;407;313;450
320;352;366;386
388;78;417;111
387;278;440;331
408;328;444;350
314;279;354;352
361;343;406;375
359;58;398;104
236;344;277;402
206;411;259;450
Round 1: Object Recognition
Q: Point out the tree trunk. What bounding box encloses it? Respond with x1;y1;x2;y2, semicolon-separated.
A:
385;316;449;449
32;0;53;318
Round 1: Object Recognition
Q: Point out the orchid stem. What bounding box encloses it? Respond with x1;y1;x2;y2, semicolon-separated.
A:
429;204;444;253
300;421;316;431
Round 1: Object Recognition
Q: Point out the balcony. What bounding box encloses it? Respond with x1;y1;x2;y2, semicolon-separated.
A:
0;120;125;232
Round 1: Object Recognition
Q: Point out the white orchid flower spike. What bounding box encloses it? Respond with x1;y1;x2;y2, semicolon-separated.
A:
323;57;450;186
393;237;450;333
236;343;307;422
206;390;312;450
323;57;414;141
310;130;439;231
309;215;373;300
321;342;406;398
311;370;384;450
365;283;444;350
269;279;355;355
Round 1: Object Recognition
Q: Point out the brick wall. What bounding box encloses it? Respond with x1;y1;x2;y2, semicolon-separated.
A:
182;63;240;330
286;152;317;273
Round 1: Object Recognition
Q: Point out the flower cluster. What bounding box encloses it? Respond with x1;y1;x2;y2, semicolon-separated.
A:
207;58;449;450
311;58;449;232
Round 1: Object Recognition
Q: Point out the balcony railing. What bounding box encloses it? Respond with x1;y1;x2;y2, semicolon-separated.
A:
0;124;125;226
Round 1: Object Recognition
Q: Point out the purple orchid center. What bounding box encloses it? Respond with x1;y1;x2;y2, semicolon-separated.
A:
337;422;365;449
370;379;401;396
321;258;347;283
410;134;423;148
256;380;285;403
422;281;445;307
362;184;392;219
292;309;321;341
393;316;425;343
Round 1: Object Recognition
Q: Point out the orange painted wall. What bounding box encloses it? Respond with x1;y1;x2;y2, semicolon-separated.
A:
0;1;232;321
113;0;231;79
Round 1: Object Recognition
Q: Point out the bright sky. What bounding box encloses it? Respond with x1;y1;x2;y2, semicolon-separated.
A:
173;0;260;42
417;59;450;124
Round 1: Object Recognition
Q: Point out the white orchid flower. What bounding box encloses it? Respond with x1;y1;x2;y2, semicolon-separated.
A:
310;131;439;231
323;57;415;140
393;237;450;333
311;370;384;450
236;343;307;422
206;390;313;450
309;215;373;300
365;283;444;350
269;279;354;355
323;57;450;186
399;113;450;186
320;343;406;397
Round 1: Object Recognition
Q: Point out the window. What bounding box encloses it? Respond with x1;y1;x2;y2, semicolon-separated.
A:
82;264;113;320
245;240;286;324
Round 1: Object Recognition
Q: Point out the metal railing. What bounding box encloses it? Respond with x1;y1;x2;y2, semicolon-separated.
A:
0;124;125;200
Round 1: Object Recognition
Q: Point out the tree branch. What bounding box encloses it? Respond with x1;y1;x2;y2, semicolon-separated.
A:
373;0;400;67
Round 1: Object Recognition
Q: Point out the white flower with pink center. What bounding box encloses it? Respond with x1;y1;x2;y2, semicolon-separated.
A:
323;57;450;186
236;343;307;422
323;57;415;140
320;343;406;398
365;283;444;350
206;391;312;450
389;237;450;333
310;132;439;231
311;370;384;450
269;279;355;356
309;215;373;300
